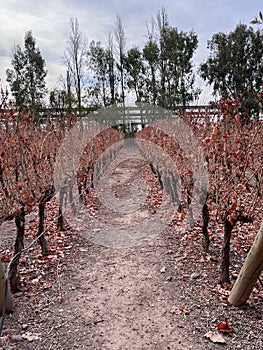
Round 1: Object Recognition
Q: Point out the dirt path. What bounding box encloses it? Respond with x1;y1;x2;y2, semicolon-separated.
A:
1;143;263;349
60;143;189;349
62;241;191;349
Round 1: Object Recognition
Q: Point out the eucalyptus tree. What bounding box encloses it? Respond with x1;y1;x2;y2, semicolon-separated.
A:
49;89;68;110
143;8;200;109
107;33;116;104
6;31;47;109
200;24;263;118
87;36;119;107
143;40;159;104
160;26;199;109
88;41;109;106
123;47;146;103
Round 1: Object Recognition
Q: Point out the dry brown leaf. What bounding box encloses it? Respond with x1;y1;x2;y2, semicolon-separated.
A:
22;332;40;342
169;306;182;314
217;319;234;333
204;331;226;343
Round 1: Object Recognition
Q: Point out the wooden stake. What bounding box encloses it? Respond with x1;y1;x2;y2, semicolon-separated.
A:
228;221;263;306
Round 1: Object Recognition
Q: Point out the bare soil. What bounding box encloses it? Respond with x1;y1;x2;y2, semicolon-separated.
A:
0;145;263;350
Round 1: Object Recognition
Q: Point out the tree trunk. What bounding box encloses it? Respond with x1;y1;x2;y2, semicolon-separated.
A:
202;202;210;251
109;57;115;105
83;171;89;194
90;168;94;189
38;203;49;256
67;70;72;111
186;188;194;228
169;172;182;212
228;221;263;306
120;55;125;106
68;184;77;216
78;181;83;202
0;261;14;314
0;164;9;198
57;187;66;231
108;34;115;105
220;219;234;284
77;74;81;112
151;66;157;105
10;207;25;292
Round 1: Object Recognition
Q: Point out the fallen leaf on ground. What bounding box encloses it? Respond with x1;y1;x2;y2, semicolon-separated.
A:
169;306;182;314
180;274;188;281
166;250;174;254
191;272;200;280
22;332;40;341
217;319;234;333
42;283;52;290
204;331;226;343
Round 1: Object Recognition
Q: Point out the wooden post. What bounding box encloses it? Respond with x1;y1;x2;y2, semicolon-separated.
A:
228;221;263;306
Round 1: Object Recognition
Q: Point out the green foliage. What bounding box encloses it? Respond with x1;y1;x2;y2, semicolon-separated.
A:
123;47;146;102
158;26;200;109
142;41;159;104
49;88;75;111
140;9;200;109
199;24;263;118
6;31;47;109
85;9;199;110
87;40;117;106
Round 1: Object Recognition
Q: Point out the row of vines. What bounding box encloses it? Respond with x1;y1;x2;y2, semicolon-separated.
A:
137;95;263;284
0;92;121;310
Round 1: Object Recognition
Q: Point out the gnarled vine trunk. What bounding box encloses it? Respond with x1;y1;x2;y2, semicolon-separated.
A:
0;261;14;314
202;202;210;251
38;203;49;256
220;219;234;284
10;206;25;292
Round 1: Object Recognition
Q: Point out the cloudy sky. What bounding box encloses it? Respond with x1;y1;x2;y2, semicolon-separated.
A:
0;0;262;103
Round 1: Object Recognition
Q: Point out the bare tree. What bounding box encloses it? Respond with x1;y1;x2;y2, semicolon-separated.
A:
114;14;126;106
156;7;169;106
108;33;116;105
63;17;88;111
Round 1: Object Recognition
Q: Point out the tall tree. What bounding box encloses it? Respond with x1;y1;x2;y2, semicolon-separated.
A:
160;26;199;109
143;40;159;104
157;7;169;107
6;31;47;109
123;47;145;103
115;14;126;106
49;88;67;110
63;17;88;111
88;41;111;107
53;71;76;111
108;33;116;105
143;8;199;109
199;24;263;118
